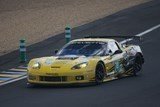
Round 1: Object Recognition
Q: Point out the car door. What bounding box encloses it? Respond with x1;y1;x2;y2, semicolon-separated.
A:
105;41;125;76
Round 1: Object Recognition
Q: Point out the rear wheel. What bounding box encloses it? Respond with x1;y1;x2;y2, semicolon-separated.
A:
95;62;105;84
132;55;143;76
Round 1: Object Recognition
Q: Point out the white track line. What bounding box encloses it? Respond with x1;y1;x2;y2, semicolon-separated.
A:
121;24;160;44
0;75;27;86
135;24;160;37
10;68;27;72
18;65;28;69
1;24;160;86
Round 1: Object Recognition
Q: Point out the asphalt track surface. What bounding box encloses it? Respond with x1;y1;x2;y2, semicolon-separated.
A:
0;0;160;107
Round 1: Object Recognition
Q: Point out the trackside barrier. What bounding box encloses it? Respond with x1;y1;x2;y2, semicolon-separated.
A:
65;26;71;43
19;39;26;63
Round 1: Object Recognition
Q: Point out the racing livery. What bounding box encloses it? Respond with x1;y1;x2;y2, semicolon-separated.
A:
27;36;144;85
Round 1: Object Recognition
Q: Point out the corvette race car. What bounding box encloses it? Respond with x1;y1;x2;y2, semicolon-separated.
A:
27;36;144;85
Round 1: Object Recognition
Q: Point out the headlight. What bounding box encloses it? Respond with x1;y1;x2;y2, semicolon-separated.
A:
71;62;88;70
32;62;41;69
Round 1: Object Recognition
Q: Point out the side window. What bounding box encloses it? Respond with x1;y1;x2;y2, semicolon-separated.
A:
108;41;119;54
115;42;121;50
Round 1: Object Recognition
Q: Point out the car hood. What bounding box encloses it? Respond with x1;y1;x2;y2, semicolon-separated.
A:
31;55;89;68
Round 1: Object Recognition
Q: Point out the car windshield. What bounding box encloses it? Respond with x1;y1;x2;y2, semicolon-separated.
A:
57;41;109;57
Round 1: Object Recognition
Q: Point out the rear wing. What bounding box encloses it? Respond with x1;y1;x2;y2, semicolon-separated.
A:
84;36;142;44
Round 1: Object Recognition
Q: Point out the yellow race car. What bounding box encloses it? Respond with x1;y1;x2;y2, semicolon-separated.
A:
27;36;144;85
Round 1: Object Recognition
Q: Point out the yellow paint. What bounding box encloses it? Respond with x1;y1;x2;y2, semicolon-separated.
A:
27;38;134;84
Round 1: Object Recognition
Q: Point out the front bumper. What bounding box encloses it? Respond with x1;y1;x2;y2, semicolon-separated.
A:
27;71;95;85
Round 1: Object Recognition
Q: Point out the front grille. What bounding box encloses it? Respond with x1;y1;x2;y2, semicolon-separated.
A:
28;75;36;80
39;76;67;82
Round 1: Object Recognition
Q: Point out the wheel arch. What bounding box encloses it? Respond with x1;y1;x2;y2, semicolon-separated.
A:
135;52;144;64
98;60;105;66
96;60;106;73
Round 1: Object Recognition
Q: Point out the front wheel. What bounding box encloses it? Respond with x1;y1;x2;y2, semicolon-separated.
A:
95;62;105;84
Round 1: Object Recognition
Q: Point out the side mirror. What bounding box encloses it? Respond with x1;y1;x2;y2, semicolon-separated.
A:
108;49;112;55
114;49;122;55
54;49;58;54
108;49;113;59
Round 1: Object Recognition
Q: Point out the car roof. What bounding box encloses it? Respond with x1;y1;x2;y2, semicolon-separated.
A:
71;38;116;43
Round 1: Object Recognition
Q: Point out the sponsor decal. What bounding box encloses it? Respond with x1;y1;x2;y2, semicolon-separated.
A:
114;61;120;73
46;73;59;76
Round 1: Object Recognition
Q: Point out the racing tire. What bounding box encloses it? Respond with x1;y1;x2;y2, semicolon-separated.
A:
132;55;143;76
95;62;105;85
116;73;123;79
